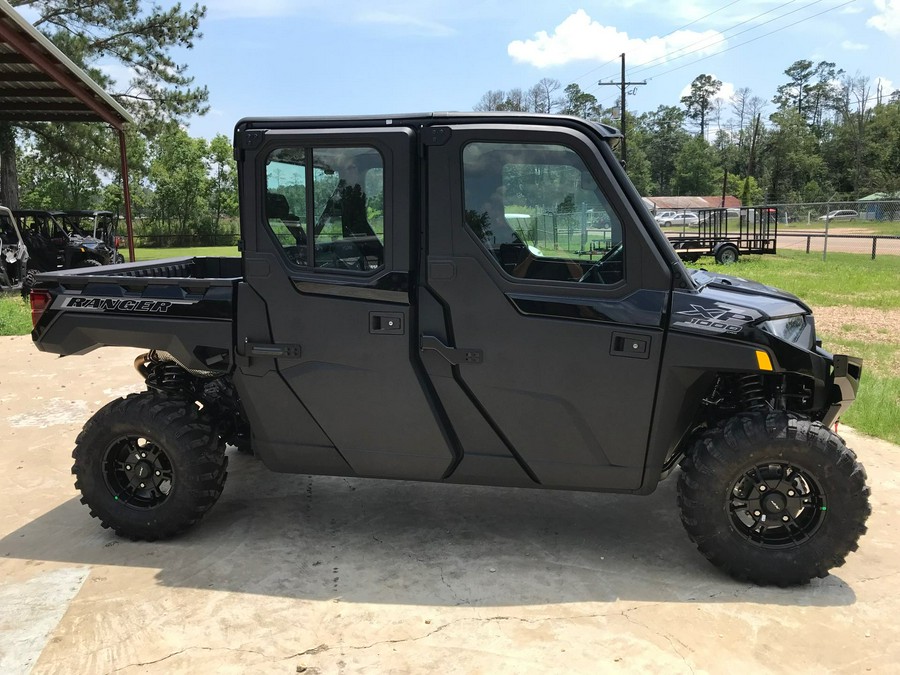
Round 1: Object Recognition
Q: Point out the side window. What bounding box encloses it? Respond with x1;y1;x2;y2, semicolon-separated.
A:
462;142;623;285
0;213;16;240
265;146;385;273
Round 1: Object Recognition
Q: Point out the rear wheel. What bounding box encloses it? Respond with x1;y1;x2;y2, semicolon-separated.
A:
678;412;870;585
72;392;228;540
714;244;739;264
77;258;103;268
20;268;37;300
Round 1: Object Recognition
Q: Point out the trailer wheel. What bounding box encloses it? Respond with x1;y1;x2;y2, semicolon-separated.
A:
677;412;870;586
72;392;228;540
714;243;739;264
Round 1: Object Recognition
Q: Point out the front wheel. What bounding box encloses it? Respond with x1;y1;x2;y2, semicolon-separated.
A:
72;392;228;540
677;412;870;585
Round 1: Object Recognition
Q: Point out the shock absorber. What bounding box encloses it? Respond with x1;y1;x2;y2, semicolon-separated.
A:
738;374;768;410
136;351;195;394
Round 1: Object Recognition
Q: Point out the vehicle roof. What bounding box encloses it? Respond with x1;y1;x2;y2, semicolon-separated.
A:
12;209;58;216
235;112;622;140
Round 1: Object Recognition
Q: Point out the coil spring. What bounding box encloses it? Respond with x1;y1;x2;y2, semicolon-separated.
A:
146;361;192;392
738;374;767;410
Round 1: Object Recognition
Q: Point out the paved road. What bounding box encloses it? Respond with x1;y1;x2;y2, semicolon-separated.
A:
1;336;898;674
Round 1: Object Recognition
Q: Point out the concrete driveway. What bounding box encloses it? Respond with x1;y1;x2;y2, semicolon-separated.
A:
1;335;898;674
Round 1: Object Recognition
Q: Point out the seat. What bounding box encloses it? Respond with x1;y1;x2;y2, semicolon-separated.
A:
266;192;306;245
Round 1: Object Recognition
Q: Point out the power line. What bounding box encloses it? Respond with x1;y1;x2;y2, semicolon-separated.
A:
631;0;827;79
574;0;747;88
643;0;859;82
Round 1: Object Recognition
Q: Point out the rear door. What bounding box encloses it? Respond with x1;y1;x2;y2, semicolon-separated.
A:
235;126;455;480
421;123;671;491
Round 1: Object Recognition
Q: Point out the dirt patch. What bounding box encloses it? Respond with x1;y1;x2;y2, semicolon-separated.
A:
812;306;900;344
813;306;900;377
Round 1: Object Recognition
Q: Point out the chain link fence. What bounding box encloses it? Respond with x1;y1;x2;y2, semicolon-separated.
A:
764;200;900;259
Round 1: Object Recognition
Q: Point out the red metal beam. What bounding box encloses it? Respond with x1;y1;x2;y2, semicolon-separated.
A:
118;129;135;262
0;21;124;129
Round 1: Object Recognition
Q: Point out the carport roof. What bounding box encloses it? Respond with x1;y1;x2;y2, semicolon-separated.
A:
0;0;133;128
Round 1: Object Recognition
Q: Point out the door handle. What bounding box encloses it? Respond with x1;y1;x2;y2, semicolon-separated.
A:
610;332;650;359
370;312;404;334
243;340;302;358
420;335;483;365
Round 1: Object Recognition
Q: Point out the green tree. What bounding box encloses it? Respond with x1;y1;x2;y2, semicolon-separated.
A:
773;60;843;131
558;84;603;120
0;0;209;208
206;134;238;231
672;137;721;195
680;74;722;139
147;125;208;241
761;110;827;202
637;105;690;194
17;123;104;209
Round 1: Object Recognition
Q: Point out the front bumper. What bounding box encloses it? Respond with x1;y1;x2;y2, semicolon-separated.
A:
822;354;863;427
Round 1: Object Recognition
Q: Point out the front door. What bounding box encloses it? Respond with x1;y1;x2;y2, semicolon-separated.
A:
422;124;671;491
236;126;455;480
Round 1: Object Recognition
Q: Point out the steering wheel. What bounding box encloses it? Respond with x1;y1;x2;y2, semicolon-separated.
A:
578;243;624;284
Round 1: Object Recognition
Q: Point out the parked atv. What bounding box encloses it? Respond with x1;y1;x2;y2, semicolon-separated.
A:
14;209;117;271
60;210;125;264
0;205;31;296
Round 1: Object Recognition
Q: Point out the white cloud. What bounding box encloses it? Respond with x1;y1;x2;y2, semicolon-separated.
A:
868;0;900;37
841;40;869;50
508;10;725;68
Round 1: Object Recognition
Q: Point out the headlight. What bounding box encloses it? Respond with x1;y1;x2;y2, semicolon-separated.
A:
760;315;814;349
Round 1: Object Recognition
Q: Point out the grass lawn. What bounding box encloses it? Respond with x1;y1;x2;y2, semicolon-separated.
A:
0;294;31;336
700;249;900;309
133;245;239;261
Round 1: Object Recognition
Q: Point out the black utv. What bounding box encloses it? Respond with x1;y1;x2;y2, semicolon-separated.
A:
15;209;117;271
1;205;30;294
60;210;125;264
30;112;870;586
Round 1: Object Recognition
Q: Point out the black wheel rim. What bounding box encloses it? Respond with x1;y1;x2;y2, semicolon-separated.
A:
102;436;174;509
728;461;826;548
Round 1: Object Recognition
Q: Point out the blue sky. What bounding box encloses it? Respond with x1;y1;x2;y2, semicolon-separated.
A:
103;1;900;138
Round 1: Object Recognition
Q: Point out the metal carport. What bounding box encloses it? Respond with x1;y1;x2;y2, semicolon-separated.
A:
0;0;137;261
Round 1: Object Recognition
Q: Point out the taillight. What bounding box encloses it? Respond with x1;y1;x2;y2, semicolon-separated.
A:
30;289;51;329
115;235;122;248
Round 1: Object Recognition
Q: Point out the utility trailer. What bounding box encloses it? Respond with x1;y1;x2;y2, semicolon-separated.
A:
666;206;778;264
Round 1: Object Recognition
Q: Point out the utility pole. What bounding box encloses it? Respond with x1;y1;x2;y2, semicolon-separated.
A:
597;53;646;166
